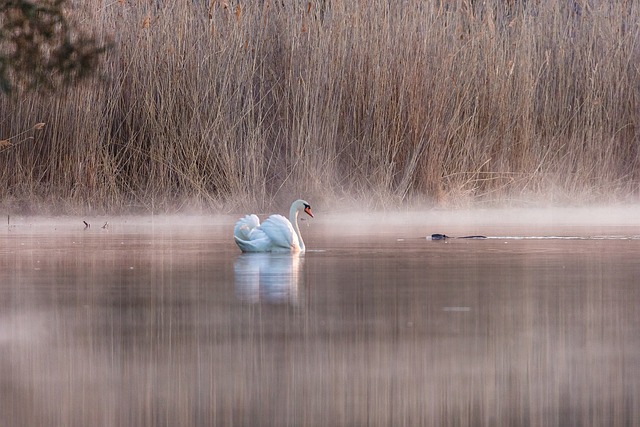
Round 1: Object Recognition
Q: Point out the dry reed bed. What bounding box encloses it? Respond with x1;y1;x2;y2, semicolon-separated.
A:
0;0;638;213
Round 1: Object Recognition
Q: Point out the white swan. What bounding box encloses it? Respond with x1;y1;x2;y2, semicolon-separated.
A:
233;199;314;253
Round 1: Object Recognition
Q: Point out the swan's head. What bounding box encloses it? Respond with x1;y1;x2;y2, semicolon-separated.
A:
293;199;314;218
303;202;313;218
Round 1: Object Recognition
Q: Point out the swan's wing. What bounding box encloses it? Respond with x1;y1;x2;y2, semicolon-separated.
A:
235;214;274;252
234;214;260;241
259;214;300;251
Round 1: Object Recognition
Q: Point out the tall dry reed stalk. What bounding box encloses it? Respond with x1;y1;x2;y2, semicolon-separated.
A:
0;0;638;213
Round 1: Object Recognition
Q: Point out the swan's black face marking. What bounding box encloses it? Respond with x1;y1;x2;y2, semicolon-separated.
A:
303;204;314;218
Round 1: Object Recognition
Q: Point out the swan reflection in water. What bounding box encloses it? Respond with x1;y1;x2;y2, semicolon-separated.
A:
234;253;304;305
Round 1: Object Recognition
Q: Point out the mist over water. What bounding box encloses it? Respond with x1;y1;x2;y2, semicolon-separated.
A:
1;207;639;426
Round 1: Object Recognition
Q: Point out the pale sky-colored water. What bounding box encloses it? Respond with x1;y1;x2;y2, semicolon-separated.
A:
1;207;639;426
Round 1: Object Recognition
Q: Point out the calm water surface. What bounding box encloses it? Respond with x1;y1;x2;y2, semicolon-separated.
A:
1;213;639;426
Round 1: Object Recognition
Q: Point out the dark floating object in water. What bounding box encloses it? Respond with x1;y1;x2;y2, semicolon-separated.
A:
430;233;449;240
83;220;90;230
429;233;487;240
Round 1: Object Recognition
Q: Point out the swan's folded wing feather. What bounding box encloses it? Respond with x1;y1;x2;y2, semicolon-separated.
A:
234;214;261;241
259;214;299;251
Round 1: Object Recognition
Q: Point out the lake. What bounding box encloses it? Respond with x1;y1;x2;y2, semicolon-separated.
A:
1;208;639;426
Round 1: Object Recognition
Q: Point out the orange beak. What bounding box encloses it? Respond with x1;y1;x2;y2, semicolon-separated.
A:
304;206;314;218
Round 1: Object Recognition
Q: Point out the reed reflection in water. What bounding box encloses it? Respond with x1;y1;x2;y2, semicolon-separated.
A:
0;219;639;426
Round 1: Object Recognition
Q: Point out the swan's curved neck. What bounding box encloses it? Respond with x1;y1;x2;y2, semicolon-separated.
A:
289;203;305;252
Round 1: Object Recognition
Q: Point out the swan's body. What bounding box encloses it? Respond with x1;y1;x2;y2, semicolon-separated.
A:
234;200;313;253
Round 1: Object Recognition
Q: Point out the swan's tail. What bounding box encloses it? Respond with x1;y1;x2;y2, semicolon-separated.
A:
234;214;260;241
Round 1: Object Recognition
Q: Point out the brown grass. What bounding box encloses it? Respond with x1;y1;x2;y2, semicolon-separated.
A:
0;0;639;213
